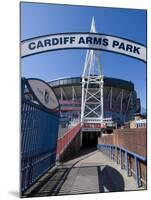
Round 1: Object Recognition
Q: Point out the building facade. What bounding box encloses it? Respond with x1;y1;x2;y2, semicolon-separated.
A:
48;76;140;126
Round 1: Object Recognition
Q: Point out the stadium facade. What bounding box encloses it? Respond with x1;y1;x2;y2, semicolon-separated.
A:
48;76;141;127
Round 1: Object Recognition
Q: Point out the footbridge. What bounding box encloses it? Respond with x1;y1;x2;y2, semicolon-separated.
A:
21;115;147;197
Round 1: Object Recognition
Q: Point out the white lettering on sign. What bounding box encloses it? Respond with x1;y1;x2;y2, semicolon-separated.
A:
21;33;146;62
27;79;59;110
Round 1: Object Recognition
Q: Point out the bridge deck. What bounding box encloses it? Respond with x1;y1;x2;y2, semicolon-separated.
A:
26;149;143;197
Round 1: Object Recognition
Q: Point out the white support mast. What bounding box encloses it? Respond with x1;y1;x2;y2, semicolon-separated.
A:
81;17;104;131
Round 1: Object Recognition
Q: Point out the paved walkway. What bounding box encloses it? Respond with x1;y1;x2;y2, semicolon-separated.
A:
28;149;142;197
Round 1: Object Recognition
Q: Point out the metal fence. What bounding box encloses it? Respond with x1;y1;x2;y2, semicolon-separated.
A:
97;144;147;188
21;99;59;192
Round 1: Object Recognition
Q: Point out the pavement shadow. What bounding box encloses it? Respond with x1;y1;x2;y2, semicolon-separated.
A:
24;150;125;197
97;165;125;192
27;164;125;197
27;167;71;197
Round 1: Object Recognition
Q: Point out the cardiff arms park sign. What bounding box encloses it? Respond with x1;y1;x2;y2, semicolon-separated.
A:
21;32;146;63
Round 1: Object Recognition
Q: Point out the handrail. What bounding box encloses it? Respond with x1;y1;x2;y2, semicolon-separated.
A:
98;144;146;162
97;144;147;188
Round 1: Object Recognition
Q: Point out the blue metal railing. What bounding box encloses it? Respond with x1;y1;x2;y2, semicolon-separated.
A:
97;144;147;188
21;99;59;192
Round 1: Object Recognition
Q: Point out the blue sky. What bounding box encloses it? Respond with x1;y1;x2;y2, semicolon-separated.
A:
21;2;147;108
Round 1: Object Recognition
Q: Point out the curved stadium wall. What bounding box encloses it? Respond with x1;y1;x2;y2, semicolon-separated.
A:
48;76;140;125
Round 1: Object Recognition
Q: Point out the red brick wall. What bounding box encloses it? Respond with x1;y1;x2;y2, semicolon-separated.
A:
98;128;147;157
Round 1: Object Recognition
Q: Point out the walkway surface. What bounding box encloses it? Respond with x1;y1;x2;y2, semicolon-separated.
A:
27;149;142;197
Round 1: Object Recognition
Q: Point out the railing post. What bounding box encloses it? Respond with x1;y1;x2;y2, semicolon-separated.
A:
116;147;118;164
120;148;122;169
106;145;107;156
109;146;110;157
135;157;140;187
125;152;130;176
105;145;107;155
97;143;146;188
111;146;113;160
113;147;115;161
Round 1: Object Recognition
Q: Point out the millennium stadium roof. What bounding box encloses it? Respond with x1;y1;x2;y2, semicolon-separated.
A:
48;76;134;91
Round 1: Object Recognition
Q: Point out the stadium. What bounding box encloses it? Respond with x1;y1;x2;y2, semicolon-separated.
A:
24;75;141;147
48;76;141;129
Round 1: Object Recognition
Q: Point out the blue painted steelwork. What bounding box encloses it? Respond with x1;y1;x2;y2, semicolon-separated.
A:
125;152;130;176
120;148;122;169
97;144;146;187
115;146;118;163
21;78;60;193
134;156;139;187
111;147;113;160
